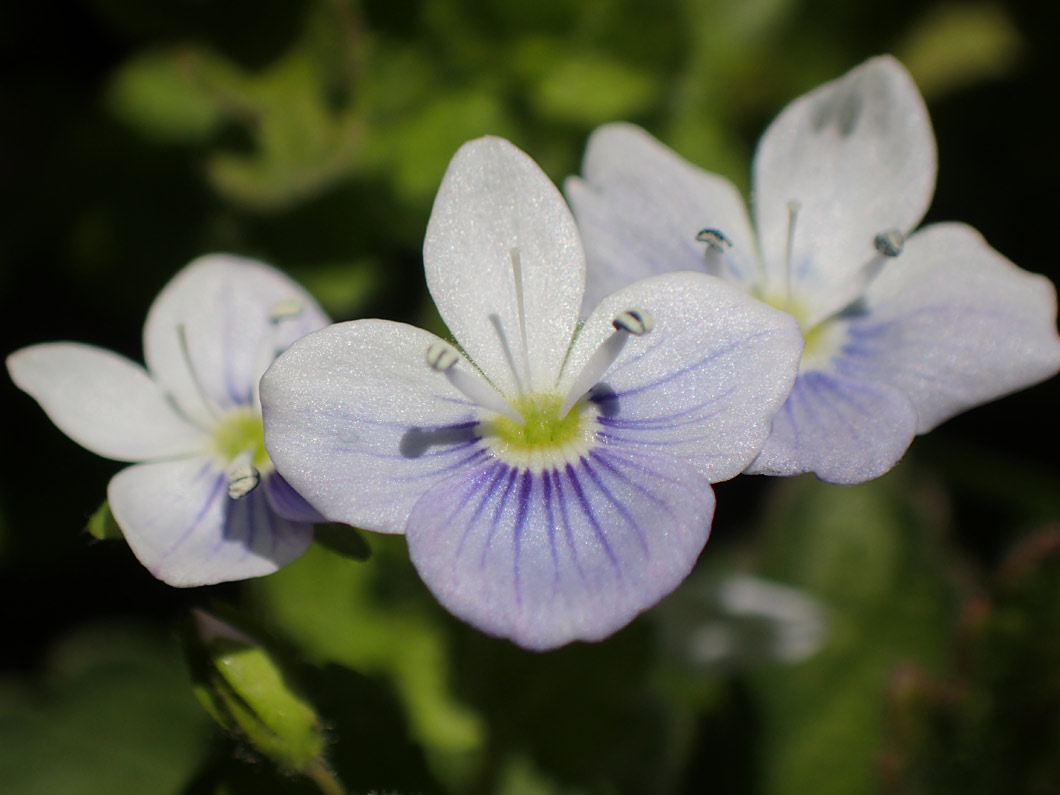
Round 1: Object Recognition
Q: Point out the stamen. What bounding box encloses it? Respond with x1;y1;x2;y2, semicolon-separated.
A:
426;342;522;421
268;297;303;322
176;324;221;421
873;229;904;258
612;309;654;336
697;228;733;278
226;451;261;499
696;228;732;252
509;248;534;395
784;200;801;306
559;308;653;417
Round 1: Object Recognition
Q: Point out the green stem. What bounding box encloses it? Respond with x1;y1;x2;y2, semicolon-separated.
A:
304;758;346;795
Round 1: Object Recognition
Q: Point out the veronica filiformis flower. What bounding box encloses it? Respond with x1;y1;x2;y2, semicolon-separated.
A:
566;56;1060;484
260;137;802;650
7;255;329;585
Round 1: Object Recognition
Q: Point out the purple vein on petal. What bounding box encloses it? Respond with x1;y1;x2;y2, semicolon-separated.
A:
581;454;649;557
588;450;672;515
566;460;622;580
550;468;587;587
457;462;508;557
512;469;534;608
596;386;736;430
541;468;562;593
162;463;227;561
482;467;519;569
604;334;772;400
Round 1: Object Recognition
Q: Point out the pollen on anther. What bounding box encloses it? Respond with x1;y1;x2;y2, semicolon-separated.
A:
874;229;904;258
696;228;733;251
268;298;304;322
227;462;260;500
613;309;653;336
426;342;459;372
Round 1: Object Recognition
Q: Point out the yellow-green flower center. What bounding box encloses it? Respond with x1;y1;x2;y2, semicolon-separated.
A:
490;394;585;451
756;290;829;366
213;409;270;469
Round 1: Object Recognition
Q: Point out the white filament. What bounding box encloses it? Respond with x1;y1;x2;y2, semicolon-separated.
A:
784;200;801;307
558;309;652;417
509;248;534;395
426;341;523;421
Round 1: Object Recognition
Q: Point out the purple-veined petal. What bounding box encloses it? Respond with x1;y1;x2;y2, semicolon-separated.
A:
108;457;313;586
263;471;326;524
833;222;1060;432
423;137;585;396
566;122;760;310
753;56;936;324
745;370;917;484
260;318;489;533
7;342;207;462
406;446;715;650
144;254;330;425
558;272;803;483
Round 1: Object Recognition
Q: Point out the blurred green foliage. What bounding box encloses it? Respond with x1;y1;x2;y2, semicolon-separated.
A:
3;0;1060;793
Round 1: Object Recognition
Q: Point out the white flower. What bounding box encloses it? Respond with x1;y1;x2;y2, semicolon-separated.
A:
7;255;330;585
566;55;1060;484
260;136;803;650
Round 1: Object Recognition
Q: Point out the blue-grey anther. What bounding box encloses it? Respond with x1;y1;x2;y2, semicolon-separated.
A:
268;298;304;322
696;228;733;252
612;309;654;336
426;342;460;372
874;229;905;257
226;453;261;499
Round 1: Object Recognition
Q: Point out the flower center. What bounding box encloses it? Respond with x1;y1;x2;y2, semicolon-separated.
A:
213;408;270;471
490;394;584;450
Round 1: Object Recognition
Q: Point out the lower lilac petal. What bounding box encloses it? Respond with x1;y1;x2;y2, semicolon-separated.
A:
263;472;326;523
406;449;715;651
108;458;313;586
746;370;917;484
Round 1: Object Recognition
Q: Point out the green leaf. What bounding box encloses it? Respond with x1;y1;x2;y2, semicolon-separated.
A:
312;523;371;561
107;49;226;144
86;500;124;541
0;623;210;795
186;610;326;774
247;541;484;761
751;469;957;795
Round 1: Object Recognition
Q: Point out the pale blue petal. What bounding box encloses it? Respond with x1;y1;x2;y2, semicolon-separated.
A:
566;123;759;311
7;342;207;462
558;272;802;482
144;254;330;425
406;447;715;650
424;137;585;396
263;472;326;524
834;223;1060;432
108;457;313;586
260;318;488;533
745;371;917;484
753;56;937;325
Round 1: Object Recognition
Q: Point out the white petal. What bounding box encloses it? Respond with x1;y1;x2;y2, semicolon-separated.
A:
406;446;714;650
745;371;918;484
753;56;937;324
566;123;760;310
558;272;803;483
834;223;1060;432
7;343;207;462
144;254;330;425
423;137;585;395
260;318;491;533
108;458;313;586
